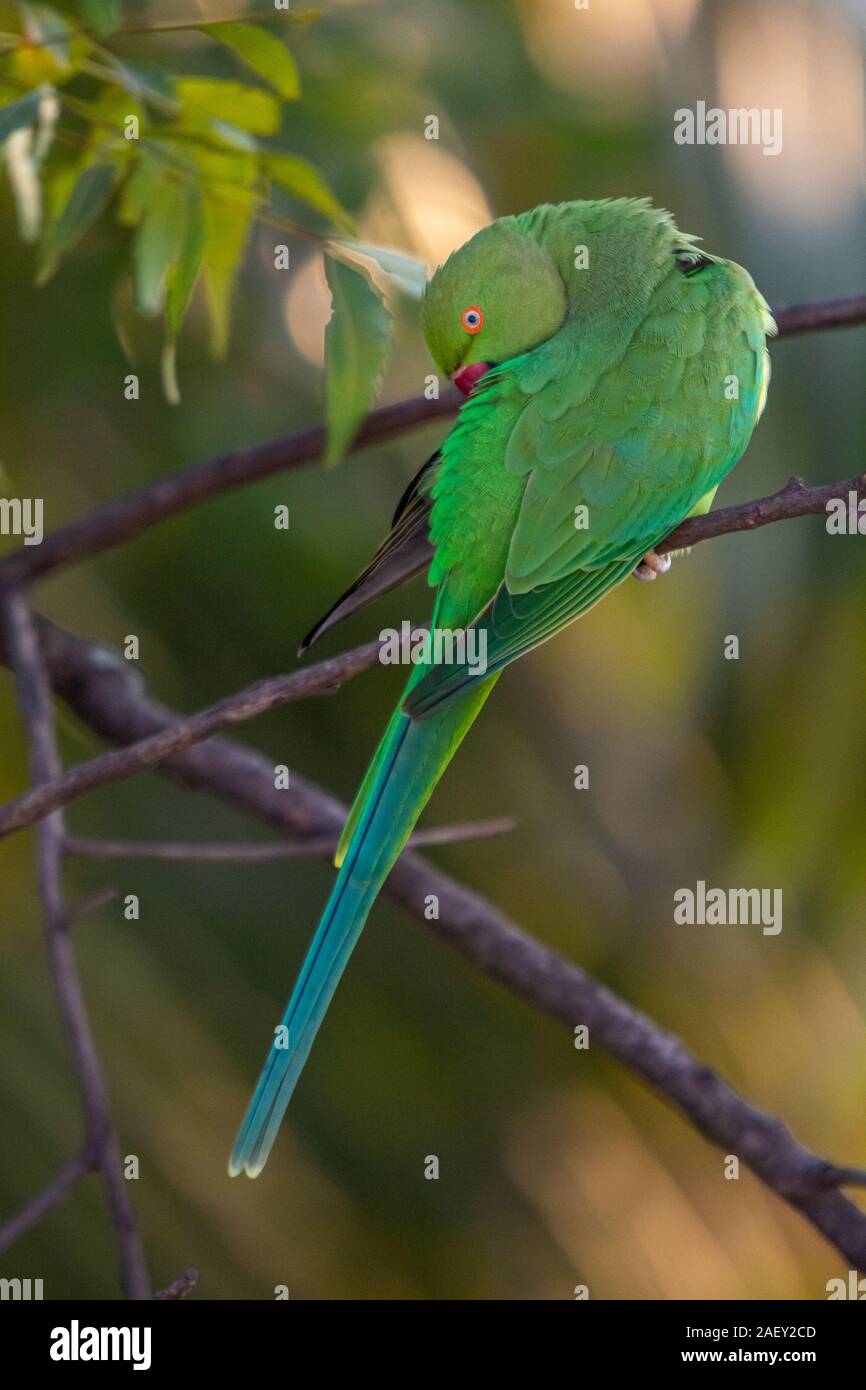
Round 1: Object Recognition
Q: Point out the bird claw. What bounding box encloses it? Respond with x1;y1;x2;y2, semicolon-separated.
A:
632;548;672;582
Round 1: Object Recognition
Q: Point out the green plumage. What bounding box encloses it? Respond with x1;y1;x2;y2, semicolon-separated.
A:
230;198;774;1176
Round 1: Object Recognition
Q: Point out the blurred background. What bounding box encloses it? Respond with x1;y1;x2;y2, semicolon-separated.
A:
1;0;866;1300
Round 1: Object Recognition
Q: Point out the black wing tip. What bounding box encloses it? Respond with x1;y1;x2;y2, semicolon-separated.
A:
298;606;344;657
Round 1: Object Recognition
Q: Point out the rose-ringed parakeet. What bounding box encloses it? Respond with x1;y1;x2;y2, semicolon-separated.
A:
230;197;774;1177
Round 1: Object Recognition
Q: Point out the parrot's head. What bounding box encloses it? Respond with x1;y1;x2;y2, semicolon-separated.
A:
421;219;567;394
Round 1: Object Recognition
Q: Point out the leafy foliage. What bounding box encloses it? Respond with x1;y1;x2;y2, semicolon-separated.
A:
0;1;359;400
0;1;433;431
322;250;392;465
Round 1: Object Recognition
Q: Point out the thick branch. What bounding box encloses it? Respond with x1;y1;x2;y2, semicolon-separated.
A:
658;472;866;555
772;294;866;338
0;294;863;595
0;391;461;591
0;289;863;1277
5;612;864;1272
0;633;390;838
0;469;862;841
0;593;150;1300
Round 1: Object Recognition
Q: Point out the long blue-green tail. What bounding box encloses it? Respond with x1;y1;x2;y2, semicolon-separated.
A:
229;670;496;1177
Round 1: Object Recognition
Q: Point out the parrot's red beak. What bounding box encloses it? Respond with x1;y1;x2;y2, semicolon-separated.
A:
452;361;491;396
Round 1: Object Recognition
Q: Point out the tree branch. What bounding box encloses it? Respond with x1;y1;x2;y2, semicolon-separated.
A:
1;289;864;1284
154;1268;198;1301
63;817;515;862
772;294;866;338
657;472;866;555
0;1149;93;1255
0;593;151;1300
0;468;863;841
3;612;864;1272
0;632;391;838
0;294;863;595
0;391;461;591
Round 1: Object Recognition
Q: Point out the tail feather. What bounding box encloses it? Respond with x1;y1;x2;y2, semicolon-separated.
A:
229;672;496;1177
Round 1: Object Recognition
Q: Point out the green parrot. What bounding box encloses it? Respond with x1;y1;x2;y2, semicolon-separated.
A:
230;197;774;1177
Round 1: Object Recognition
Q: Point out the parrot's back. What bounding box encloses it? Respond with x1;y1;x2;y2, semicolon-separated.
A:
230;198;774;1175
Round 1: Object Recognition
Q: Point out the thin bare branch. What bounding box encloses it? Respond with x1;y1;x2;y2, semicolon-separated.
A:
154;1268;198;1301
658;472;866;555
772;294;866;338
0;466;863;842
0;391;460;592
62;885;120;927
5;612;864;1272
64;817;516;862
0;290;864;1276
0;1149;93;1254
0;293;863;596
0;592;150;1300
0;632;393;838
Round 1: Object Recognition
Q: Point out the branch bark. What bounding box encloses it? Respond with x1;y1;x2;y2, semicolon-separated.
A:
3;611;864;1273
0;632;390;837
0;293;863;596
1;289;864;1287
154;1268;198;1301
0;470;863;841
63;817;515;861
0;391;461;591
0;1150;93;1255
0;593;151;1300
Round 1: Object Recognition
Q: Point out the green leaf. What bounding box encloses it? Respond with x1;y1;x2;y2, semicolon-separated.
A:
323;253;392;466
31;84;59;161
0;89;42;144
199;162;256;356
160;337;181;406
334;240;427;299
105;59;176;109
160;187;205;403
117;153;160;227
165;186;205;338
18;3;72;69
77;84;144;163
133;173;191;317
4;125;41;241
206;119;259;154
36;161;115;284
1;84;58;242
264;152;352;230
201;23;300;101
81;0;121;38
177;78;280;137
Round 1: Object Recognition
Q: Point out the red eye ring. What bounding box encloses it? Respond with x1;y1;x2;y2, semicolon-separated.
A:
460;305;484;334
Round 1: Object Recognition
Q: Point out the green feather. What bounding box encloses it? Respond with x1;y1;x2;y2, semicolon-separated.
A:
231;198;774;1175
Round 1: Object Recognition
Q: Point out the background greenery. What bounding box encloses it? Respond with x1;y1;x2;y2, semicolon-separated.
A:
1;0;865;1299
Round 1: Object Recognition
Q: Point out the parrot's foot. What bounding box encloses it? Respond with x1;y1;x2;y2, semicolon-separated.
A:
632;548;672;582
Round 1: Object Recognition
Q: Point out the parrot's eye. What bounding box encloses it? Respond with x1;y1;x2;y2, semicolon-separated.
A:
460;305;484;334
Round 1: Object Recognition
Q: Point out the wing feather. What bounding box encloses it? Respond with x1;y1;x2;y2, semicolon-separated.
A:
299;454;437;653
405;259;772;718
